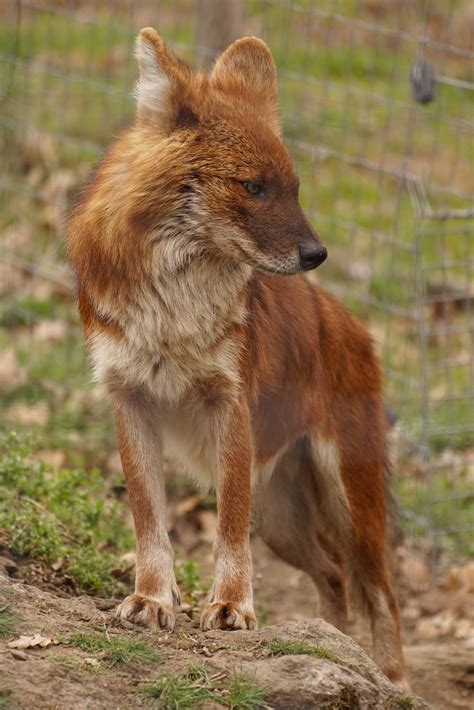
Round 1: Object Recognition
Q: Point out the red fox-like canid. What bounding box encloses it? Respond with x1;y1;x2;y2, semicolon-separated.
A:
68;29;406;685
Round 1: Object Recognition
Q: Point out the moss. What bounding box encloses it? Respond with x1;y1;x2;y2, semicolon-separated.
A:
267;638;341;663
394;696;416;710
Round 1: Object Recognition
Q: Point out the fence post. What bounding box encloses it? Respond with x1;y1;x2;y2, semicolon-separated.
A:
195;0;243;69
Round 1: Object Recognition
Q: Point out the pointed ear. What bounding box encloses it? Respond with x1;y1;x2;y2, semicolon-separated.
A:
134;28;199;130
210;37;280;134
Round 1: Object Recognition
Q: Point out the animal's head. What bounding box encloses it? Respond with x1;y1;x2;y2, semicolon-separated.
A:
130;28;327;276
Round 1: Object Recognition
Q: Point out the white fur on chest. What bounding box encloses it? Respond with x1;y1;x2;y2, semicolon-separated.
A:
90;256;249;402
89;255;250;487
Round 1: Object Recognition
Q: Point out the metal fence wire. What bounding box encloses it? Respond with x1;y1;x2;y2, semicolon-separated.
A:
1;1;473;563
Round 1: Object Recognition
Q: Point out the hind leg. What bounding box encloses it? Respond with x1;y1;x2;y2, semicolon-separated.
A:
308;430;406;685
343;460;406;685
253;439;348;630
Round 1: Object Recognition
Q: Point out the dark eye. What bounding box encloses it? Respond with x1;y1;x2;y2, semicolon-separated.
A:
243;180;265;197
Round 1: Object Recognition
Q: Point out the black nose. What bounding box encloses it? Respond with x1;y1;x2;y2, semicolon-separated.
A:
298;243;328;271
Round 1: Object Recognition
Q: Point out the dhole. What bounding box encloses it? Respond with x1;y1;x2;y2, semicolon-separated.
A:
67;29;406;685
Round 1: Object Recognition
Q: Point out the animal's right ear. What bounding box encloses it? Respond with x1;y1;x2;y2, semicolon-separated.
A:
134;28;199;130
210;37;280;134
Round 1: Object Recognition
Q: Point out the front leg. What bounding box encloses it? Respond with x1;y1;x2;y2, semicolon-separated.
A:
113;399;180;630
201;400;257;631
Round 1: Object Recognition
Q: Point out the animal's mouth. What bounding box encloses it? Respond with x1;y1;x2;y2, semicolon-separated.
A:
241;250;309;276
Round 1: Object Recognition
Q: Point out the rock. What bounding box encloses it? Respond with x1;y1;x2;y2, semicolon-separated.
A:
10;650;28;661
206;620;430;709
92;598;118;611
0;556;18;577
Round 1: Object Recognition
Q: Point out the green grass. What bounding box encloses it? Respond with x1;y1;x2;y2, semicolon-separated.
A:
0;689;11;709
174;558;205;604
395;474;474;557
0;308;116;470
394;697;416;710
63;632;162;668
141;666;268;709
225;677;267;710
0;604;18;638
0;297;65;329
141;669;214;709
54;652;103;674
0;432;134;595
267;638;340;663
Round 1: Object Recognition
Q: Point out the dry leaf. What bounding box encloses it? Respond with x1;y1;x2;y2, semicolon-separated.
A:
8;634;53;650
33;319;68;342
106;449;123;476
167;494;203;531
446;562;474;594
10;650;28;661
0;349;27;387
174;495;203;517
180;603;194;619
197;509;218;544
0;262;25;294
6;402;49;426
29;449;66;470
84;657;100;667
51;558;64;572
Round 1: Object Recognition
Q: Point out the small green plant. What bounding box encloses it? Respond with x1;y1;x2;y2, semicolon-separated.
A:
0;604;18;638
175;559;202;596
225;676;267;710
62;633;162;668
394;696;415;710
175;558;209;606
186;665;210;683
0;433;134;596
267;638;340;663
54;653;102;674
256;607;270;627
141;669;213;709
141;666;268;709
0;688;11;709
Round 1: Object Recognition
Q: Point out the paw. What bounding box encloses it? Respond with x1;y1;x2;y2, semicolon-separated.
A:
116;593;176;630
200;601;257;631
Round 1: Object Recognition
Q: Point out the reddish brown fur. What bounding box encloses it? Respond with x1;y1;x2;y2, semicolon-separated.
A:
67;29;406;684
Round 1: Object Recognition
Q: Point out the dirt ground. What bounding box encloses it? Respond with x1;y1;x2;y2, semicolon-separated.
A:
1;525;473;709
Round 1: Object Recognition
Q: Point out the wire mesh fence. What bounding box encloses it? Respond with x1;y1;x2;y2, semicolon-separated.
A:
1;1;473;563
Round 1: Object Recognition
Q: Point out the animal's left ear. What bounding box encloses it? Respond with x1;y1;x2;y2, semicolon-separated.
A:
134;27;199;131
210;37;280;134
